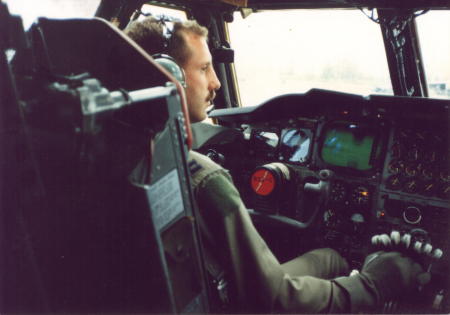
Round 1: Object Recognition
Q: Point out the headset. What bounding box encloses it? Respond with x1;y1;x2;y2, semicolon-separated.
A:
152;53;186;88
127;12;232;88
153;16;187;87
128;13;187;88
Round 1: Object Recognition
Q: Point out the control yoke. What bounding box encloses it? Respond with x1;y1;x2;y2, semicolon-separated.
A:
249;168;334;230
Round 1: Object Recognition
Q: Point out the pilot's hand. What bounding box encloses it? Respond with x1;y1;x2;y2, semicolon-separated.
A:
359;251;430;304
370;230;443;264
333;250;430;312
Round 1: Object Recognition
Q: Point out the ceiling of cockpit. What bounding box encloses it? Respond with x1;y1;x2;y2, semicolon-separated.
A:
165;0;450;9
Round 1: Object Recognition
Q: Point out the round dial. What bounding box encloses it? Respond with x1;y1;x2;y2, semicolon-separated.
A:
424;151;438;164
403;179;420;194
406;147;421;161
386;175;402;190
413;131;426;143
387;160;405;175
403;206;422;225
351;186;370;206
404;163;421;177
437;183;450;199
421;167;436;180
396;130;412;142
390;143;405;159
421;181;436;196
439;170;450;183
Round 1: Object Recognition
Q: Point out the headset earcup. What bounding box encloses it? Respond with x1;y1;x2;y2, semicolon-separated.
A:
152;54;186;87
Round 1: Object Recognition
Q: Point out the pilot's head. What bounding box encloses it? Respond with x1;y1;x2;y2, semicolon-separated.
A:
125;17;221;123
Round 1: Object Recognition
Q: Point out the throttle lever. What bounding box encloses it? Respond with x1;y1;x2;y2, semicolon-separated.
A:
370;230;444;311
370;230;443;285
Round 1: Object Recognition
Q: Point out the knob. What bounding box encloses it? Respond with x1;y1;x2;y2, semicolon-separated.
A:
401;233;412;248
413;241;423;254
423;243;433;256
390;230;401;245
432;248;443;260
379;234;391;247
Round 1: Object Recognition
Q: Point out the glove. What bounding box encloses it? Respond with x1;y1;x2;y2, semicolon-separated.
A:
360;251;429;302
371;230;443;264
333;251;430;312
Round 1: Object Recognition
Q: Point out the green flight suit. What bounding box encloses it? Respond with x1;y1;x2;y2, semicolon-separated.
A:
189;151;356;313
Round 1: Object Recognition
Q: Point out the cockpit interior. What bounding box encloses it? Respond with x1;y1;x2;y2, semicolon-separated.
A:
1;0;449;313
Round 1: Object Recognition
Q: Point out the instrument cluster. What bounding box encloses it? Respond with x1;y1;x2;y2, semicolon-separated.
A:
330;181;372;207
383;128;449;199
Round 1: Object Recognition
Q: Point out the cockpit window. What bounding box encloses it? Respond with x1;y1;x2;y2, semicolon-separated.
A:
4;0;101;30
416;10;450;99
138;4;187;21
227;9;393;107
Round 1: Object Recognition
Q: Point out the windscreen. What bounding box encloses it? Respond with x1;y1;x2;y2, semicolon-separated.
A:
416;10;450;99
4;0;101;29
228;9;393;106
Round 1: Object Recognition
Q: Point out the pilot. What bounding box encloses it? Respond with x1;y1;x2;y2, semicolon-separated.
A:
125;17;428;313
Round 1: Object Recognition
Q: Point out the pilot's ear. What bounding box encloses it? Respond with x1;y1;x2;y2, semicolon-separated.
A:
152;53;186;88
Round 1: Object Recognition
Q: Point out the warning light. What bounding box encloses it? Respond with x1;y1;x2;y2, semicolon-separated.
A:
361;191;369;197
251;169;276;196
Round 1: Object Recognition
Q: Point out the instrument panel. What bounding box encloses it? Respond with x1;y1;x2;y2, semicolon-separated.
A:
383;127;449;199
202;90;449;307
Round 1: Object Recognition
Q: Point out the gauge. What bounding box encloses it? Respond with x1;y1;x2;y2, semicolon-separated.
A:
421;167;436;180
387;159;405;175
396;130;412;142
279;129;311;163
431;134;444;145
330;181;346;203
351;186;370;206
439;170;450;182
406;147;421;161
386;175;402;190
437;183;450;199
404;163;421;177
390;143;405;159
421;181;436;196
424;151;438;164
403;179;420;194
414;131;426;143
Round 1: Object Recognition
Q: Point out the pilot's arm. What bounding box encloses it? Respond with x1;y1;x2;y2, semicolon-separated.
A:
189;151;425;313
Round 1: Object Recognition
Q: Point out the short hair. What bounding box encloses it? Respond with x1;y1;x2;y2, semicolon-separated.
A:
125;17;208;66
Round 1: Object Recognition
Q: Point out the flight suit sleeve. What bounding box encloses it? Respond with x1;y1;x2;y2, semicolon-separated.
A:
193;167;359;313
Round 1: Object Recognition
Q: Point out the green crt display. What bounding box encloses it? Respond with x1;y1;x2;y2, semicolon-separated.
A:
320;122;378;171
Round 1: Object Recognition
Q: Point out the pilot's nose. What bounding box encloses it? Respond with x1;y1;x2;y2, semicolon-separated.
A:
209;68;221;91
